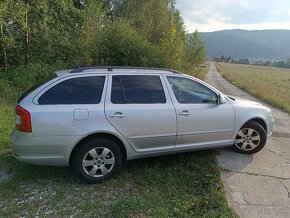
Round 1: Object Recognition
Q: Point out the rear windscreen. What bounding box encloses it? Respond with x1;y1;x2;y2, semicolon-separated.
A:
17;74;57;103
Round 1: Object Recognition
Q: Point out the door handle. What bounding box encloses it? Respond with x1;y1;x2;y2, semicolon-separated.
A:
110;112;125;118
178;110;190;116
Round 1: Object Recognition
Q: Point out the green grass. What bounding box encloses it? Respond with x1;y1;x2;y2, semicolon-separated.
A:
216;62;290;113
0;66;235;217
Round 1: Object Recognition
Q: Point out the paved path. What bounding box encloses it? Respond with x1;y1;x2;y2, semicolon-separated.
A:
205;63;290;218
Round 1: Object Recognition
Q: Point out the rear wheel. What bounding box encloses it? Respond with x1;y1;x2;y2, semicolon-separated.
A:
72;138;123;183
231;121;267;154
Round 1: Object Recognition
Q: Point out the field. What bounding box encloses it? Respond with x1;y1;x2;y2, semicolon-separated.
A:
0;66;234;217
216;63;290;113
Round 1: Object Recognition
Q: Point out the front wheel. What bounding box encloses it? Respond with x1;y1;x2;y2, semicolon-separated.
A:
72;138;123;183
231;121;267;154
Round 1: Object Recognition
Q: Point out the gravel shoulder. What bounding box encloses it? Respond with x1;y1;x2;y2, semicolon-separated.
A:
205;63;290;217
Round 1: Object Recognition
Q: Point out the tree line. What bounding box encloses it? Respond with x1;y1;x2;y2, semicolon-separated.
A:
254;58;290;69
0;0;206;73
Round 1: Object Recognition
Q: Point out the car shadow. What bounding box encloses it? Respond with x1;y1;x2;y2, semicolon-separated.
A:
2;148;254;184
216;147;254;178
2;149;217;184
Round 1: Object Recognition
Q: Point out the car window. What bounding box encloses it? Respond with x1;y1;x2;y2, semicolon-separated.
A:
167;76;217;104
38;76;105;105
111;75;166;104
17;74;56;103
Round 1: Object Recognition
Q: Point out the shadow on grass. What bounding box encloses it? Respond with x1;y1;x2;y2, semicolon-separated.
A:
1;150;216;184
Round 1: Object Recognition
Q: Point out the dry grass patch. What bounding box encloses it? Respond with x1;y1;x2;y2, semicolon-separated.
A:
216;63;290;113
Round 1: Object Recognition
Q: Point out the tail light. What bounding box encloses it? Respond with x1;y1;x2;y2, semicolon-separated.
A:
15;105;32;132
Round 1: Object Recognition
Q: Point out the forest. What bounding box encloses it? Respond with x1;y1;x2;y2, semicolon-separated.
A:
0;0;205;97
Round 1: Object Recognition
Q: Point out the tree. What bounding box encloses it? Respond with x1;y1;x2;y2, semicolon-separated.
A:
265;60;272;66
0;0;205;74
186;30;206;70
23;1;29;65
0;1;9;72
29;0;83;65
79;0;109;65
96;21;158;66
287;58;290;67
159;4;186;70
0;0;25;71
109;0;189;71
112;0;170;44
273;61;287;68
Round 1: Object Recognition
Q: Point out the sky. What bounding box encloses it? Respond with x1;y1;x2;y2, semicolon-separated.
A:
175;0;290;32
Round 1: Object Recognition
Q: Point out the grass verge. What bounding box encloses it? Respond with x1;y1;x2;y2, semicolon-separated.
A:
216;62;290;113
187;64;210;81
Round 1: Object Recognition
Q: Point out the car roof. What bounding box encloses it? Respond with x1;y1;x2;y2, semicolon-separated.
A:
55;66;182;76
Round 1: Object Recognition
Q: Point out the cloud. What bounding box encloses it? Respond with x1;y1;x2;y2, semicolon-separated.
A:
176;0;290;32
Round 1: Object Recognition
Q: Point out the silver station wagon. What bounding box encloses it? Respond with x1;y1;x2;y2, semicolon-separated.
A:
11;66;274;183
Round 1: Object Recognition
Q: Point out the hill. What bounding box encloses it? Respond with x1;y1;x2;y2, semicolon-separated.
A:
199;29;290;60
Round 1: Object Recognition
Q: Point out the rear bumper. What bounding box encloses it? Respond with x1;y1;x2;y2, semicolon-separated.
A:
12;152;68;166
11;129;78;166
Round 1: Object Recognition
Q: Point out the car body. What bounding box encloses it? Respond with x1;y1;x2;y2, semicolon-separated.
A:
11;66;274;182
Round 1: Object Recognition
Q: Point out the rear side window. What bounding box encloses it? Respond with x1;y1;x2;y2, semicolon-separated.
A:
38;76;105;105
17;74;56;103
111;75;166;104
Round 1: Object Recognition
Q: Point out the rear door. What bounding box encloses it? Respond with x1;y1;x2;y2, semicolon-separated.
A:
105;74;177;152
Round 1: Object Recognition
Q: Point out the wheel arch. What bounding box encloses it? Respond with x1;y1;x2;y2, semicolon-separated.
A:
69;132;127;166
242;117;267;133
232;116;268;154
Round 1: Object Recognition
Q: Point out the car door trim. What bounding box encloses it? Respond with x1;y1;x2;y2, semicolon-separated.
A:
177;129;233;136
127;133;176;139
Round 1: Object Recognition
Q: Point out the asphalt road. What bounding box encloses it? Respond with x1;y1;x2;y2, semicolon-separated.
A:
205;63;290;218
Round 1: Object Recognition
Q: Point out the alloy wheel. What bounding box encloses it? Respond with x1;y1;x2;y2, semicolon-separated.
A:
82;147;115;177
235;128;261;151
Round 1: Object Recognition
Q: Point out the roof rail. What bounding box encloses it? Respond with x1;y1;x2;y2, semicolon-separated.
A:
68;66;181;74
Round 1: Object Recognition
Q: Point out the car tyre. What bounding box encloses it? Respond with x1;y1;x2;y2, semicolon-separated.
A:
72;137;123;183
231;121;267;154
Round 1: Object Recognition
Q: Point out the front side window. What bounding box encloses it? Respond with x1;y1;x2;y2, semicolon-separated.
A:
111;75;166;104
38;76;105;105
167;76;217;104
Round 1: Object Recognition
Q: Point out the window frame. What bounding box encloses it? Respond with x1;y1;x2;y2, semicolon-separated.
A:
108;74;169;105
33;74;108;105
166;75;219;105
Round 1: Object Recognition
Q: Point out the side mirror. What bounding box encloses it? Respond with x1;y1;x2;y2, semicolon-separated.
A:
217;94;226;105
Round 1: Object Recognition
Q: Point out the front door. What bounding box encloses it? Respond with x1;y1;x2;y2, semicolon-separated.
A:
165;75;235;149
